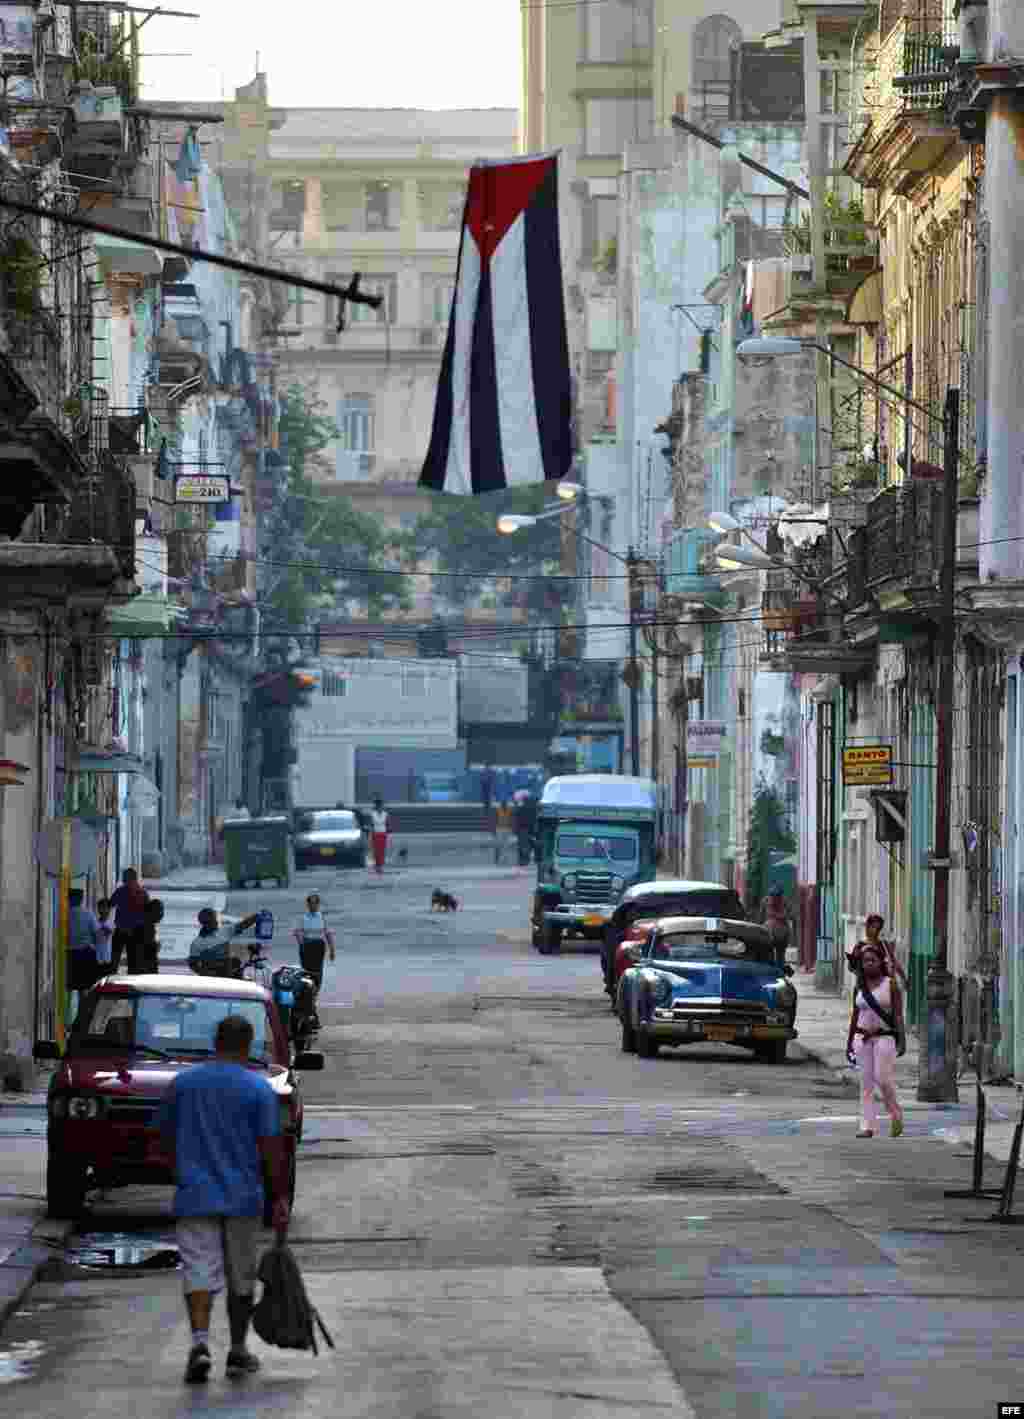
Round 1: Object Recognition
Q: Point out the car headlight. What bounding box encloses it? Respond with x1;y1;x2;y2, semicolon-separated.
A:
611;876;625;895
562;873;577;893
66;1095;103;1120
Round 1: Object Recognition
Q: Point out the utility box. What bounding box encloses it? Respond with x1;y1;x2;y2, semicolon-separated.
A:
223;816;292;890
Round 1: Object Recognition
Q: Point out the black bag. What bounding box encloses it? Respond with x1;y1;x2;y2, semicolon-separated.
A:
252;1239;334;1355
859;980;907;1057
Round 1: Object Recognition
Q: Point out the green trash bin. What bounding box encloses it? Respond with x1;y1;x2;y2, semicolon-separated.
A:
223;815;293;890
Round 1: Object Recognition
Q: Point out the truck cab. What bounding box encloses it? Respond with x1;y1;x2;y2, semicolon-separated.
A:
531;774;658;954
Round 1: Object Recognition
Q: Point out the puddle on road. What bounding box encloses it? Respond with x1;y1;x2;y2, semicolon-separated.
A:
66;1229;180;1271
0;1340;45;1385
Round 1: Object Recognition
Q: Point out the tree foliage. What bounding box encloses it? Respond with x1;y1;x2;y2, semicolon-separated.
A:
745;777;795;911
259;384;410;635
400;485;565;611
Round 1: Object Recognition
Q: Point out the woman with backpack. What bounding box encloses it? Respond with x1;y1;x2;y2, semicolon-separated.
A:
845;939;906;1139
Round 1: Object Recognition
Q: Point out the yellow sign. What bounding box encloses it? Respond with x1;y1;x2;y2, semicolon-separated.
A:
688;757;716;771
842;744;893;786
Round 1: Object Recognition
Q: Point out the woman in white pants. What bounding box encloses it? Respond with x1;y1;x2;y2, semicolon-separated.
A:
845;942;906;1139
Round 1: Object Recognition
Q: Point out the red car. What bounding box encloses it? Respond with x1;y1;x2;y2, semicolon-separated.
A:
34;972;324;1219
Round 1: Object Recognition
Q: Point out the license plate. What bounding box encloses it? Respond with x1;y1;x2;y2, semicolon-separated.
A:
320;847;336;856
583;914;604;926
705;1026;735;1043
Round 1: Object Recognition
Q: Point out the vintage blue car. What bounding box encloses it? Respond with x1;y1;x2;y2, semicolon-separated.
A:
617;916;798;1063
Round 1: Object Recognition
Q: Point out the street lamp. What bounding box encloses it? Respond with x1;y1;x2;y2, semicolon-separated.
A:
496;496;644;777
737;334;959;1105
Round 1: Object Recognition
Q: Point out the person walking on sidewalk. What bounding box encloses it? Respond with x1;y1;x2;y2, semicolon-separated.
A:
846;912;908;989
761;886;791;969
109;867;148;973
158;1013;290;1383
369;797;389;874
845;942;906;1139
292;893;335;1022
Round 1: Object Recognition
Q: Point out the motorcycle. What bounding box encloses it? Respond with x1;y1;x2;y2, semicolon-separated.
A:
270;964;318;1049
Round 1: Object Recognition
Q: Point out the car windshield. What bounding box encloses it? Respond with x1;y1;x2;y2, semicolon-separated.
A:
556;832;636;862
628;892;745;922
648;932;774;965
73;993;271;1058
309;813;357;832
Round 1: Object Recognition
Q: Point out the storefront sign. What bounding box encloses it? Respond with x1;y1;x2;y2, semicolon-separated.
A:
686;721;728;761
175;474;230;503
842;744;893;786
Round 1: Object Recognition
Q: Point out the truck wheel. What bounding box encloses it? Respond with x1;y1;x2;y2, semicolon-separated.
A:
536;923;561;955
47;1159;87;1219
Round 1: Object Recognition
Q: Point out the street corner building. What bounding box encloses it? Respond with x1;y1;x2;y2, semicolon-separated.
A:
420;153;573;495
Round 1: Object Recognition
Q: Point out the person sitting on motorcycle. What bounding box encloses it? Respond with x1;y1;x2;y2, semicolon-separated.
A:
188;907;260;977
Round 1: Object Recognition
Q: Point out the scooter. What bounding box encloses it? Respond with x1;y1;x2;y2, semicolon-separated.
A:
270;964;318;1049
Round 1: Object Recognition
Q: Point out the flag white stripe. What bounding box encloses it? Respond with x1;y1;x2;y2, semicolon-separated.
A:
490;211;544;488
443;229;481;496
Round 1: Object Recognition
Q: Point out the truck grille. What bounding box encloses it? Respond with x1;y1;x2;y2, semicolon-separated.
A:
574;874;613;905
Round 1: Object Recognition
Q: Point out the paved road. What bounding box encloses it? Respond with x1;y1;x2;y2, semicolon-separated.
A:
4;864;1024;1415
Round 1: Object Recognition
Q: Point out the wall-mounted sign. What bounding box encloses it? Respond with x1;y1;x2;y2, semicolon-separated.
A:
842;744;893;786
175;474;230;503
686;720;728;760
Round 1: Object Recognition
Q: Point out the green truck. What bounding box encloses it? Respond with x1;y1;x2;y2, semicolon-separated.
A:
531;774;659;954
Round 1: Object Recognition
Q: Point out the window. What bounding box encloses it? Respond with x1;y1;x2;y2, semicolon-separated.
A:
583;0;652;62
365;181;398;231
422;274;456;326
692;14;742;119
347;275;397;326
321;671;347;698
339;394;374;452
583;96;653;156
418;182;464;232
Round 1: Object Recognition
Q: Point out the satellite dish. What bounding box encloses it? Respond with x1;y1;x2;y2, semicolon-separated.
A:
35;819;100;878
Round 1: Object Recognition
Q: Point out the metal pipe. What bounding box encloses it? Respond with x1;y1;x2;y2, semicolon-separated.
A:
0;195;381;313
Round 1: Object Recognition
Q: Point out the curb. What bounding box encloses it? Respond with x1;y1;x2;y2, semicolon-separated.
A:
0;1219;71;1334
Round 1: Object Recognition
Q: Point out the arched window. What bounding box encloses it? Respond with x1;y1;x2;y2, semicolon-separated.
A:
692;14;742;120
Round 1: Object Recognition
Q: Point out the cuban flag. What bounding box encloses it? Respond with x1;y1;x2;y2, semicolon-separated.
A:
420;153;573;495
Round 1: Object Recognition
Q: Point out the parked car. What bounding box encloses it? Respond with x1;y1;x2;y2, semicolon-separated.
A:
602;878;747;998
617;916;797;1063
34;973;324;1219
293;808;366;869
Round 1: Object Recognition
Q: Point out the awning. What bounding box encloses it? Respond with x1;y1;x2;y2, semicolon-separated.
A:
95;233;164;276
70;749;145;775
846;268;883;326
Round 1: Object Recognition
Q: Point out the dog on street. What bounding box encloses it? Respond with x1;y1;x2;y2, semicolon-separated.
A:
431;888;459;912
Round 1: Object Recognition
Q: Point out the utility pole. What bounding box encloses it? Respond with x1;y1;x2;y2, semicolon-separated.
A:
626;547;641;777
918;387;960;1104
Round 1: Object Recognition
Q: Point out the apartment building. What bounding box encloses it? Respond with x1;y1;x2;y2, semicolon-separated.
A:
214;103;518;488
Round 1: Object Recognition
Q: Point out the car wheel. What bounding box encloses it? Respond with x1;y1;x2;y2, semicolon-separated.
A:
636;1030;659;1059
47;1159;87;1219
621;1013;637;1053
754;1040;788;1064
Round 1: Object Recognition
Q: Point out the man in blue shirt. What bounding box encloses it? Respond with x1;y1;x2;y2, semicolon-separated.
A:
158;1013;289;1384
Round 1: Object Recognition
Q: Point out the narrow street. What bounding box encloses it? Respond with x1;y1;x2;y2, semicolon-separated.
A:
3;865;1024;1416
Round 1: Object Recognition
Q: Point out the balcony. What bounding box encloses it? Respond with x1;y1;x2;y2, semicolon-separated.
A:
760;540;873;675
844;482;979;616
851;9;958;186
